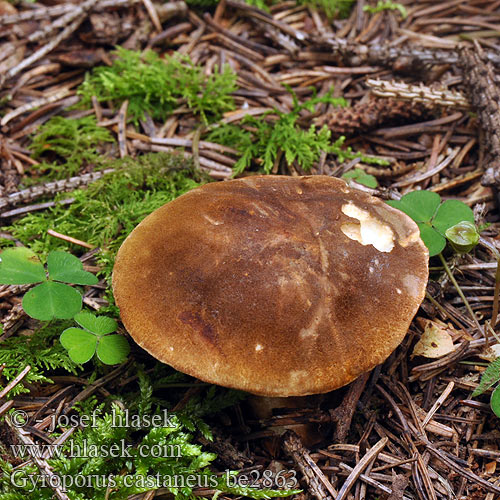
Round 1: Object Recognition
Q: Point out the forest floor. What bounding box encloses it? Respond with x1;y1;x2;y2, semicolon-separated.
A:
1;0;500;499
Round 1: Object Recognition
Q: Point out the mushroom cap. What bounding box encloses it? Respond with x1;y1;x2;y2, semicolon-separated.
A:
112;175;428;396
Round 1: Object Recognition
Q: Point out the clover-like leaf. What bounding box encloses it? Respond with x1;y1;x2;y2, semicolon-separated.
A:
387;191;478;257
96;335;130;365
23;281;82;320
342;168;378;188
491;385;500;418
47;251;98;285
445;221;480;254
60;327;98;364
417;223;446;257
432;200;475;235
74;311;118;336
387;190;441;223
0;247;46;285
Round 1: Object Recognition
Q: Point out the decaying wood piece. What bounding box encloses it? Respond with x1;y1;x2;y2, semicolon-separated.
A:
0;303;26;341
330;371;370;442
282;430;337;500
459;42;500;189
198;427;252;469
314;36;500;69
387;473;410;500
0;169;114;211
366;79;470;110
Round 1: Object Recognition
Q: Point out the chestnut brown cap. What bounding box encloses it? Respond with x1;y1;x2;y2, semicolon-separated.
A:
112;175;428;396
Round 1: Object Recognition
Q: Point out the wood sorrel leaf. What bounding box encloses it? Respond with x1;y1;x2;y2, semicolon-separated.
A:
0;247;46;285
23;281;82;320
60;327;98;364
47;251;98;285
417;223;446;257
96;334;130;365
432;200;475;235
74;311;117;336
342;168;378;188
387;190;441;223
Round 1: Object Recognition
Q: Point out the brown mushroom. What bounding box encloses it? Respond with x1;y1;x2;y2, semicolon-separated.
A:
112;175;428;397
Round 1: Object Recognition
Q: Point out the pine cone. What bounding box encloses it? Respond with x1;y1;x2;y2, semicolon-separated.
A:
316;97;431;136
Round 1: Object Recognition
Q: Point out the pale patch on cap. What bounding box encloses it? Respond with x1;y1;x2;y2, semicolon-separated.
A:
341;203;395;253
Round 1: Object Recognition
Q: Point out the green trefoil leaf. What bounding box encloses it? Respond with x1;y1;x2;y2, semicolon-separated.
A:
47;251;99;285
60;327;98;364
96;335;130;365
432;200;475;235
74;311;118;336
417;223;446;257
387;191;441;223
23;281;82;320
0;248;46;285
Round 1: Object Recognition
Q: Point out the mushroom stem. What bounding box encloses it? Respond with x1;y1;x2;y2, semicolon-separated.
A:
247;394;325;446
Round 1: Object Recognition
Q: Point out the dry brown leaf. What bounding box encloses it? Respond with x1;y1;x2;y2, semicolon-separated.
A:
412;319;456;358
485;461;497;475
0;0;17;15
478;343;500;362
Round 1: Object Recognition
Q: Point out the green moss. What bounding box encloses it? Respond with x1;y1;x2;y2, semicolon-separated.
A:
30;116;115;180
0;373;299;500
78;47;237;124
206;90;387;174
0;320;78;396
3;153;207;283
299;0;355;18
363;0;407;18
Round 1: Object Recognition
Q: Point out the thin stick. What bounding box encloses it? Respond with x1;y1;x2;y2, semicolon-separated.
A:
282;431;337;499
0;365;31;399
422;381;454;428
366;79;470;109
7;421;72;500
117;100;129;158
47;229;95;249
491;262;500;329
0;169;115;211
2;14;88;86
438;253;484;337
335;437;388;500
338;462;412;500
0;89;72;126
